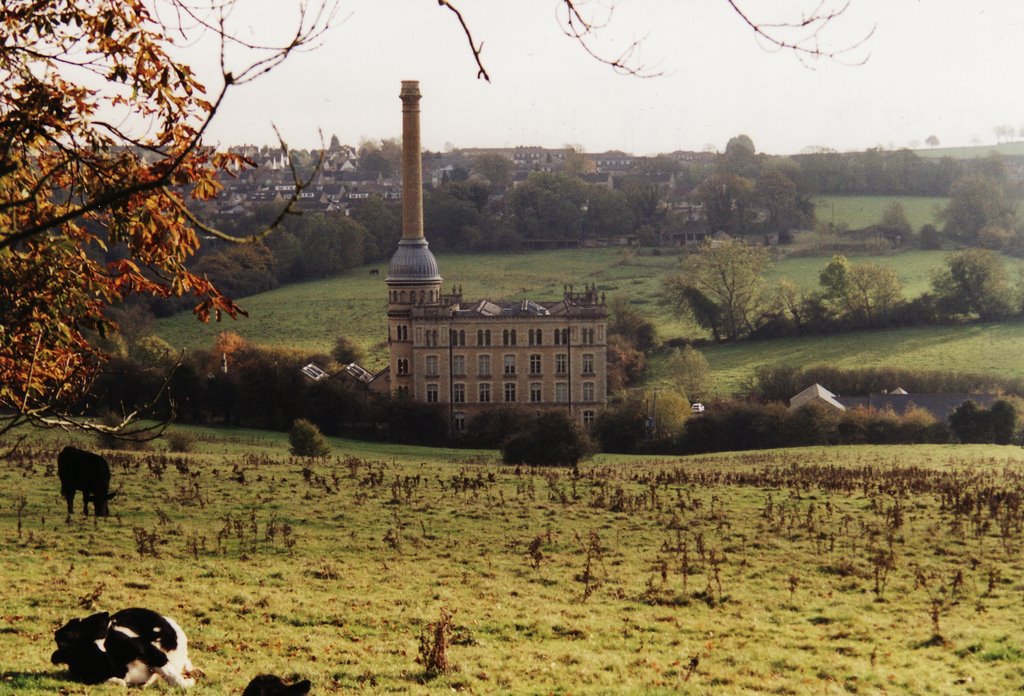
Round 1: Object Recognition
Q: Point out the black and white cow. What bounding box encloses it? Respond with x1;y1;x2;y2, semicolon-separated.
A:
51;608;196;688
242;674;312;696
57;446;115;517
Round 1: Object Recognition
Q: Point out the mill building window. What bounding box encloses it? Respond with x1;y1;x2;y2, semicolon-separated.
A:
555;382;568;403
583;382;595;402
530;383;542;403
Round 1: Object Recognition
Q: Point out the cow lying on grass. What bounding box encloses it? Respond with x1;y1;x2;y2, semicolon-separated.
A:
51;608;197;688
243;674;312;695
57;446;115;517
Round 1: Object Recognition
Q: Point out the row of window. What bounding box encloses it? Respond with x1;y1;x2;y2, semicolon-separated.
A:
389;290;439;304
415;353;596;377
392;326;601;346
452;409;596;431
426;381;597;404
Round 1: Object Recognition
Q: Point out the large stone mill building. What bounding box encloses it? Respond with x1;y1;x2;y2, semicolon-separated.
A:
381;81;608;433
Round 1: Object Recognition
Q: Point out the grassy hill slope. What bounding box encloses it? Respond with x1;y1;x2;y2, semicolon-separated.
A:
5;431;1024;694
812;195;947;231
657;322;1024;396
157;248;1024;390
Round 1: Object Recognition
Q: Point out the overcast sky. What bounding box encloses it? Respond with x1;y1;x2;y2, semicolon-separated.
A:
190;1;1024;156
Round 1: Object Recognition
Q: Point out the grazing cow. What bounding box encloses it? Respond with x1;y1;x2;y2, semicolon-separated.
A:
51;608;196;688
368;268;379;277
57;446;115;517
242;674;312;696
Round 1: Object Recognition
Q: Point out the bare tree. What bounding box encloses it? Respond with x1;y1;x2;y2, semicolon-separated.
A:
440;0;874;80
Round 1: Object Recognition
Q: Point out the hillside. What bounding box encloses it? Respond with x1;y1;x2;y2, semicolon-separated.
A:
157;247;1024;394
658;322;1024;396
6;432;1024;694
913;140;1024;160
811;195;947;231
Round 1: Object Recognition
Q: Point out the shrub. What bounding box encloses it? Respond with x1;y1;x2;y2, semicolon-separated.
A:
501;411;593;467
165;430;197;453
330;334;365;365
990;400;1019;445
592;395;648;453
289;418;331;458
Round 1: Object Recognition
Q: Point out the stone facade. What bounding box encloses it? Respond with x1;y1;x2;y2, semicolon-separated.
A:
384;81;607;432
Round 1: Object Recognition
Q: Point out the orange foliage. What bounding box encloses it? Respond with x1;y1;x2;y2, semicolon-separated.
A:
0;1;330;431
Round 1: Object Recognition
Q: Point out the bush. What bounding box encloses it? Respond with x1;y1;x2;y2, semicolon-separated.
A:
462;407;530;449
165;430;197;453
331;334;365;365
501;411;593;467
289;418;331;457
951;399;1021;445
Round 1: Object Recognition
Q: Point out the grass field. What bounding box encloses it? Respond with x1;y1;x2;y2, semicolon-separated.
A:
654;322;1024;396
812;196;948;231
914;141;1024;160
156;247;1024;393
5;429;1024;694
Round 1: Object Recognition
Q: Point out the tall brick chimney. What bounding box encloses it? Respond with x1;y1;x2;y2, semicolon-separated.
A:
400;80;423;240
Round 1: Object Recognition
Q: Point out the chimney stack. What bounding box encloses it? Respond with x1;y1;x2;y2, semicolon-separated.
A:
400;80;424;240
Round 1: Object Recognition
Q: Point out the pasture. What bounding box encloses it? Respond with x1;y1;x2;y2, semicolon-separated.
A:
156;247;1024;397
4;430;1024;694
682;322;1024;396
812;196;948;232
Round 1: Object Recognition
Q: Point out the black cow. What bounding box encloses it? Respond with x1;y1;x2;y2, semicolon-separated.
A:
243;675;312;696
57;446;115;517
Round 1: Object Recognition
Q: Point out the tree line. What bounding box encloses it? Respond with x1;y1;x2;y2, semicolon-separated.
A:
663;240;1024;343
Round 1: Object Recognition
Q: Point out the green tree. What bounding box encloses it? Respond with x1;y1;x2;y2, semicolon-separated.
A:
472;153;514;192
663;239;771;341
501;411;593;466
357;139;402;178
582;186;637;239
757;169;800;233
879;201;912;242
193;242;280;298
288;215;367;280
819;255;903;327
930;248;1017;321
990;400;1019;445
722;134;759;178
289;418;332;458
351;197;401;261
606;297;658;352
508;172;587;240
664;346;711;401
424;183;486;250
331;335;365;365
130;336;178;369
941;169;1017;244
695;172;755;234
917;223;942;250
